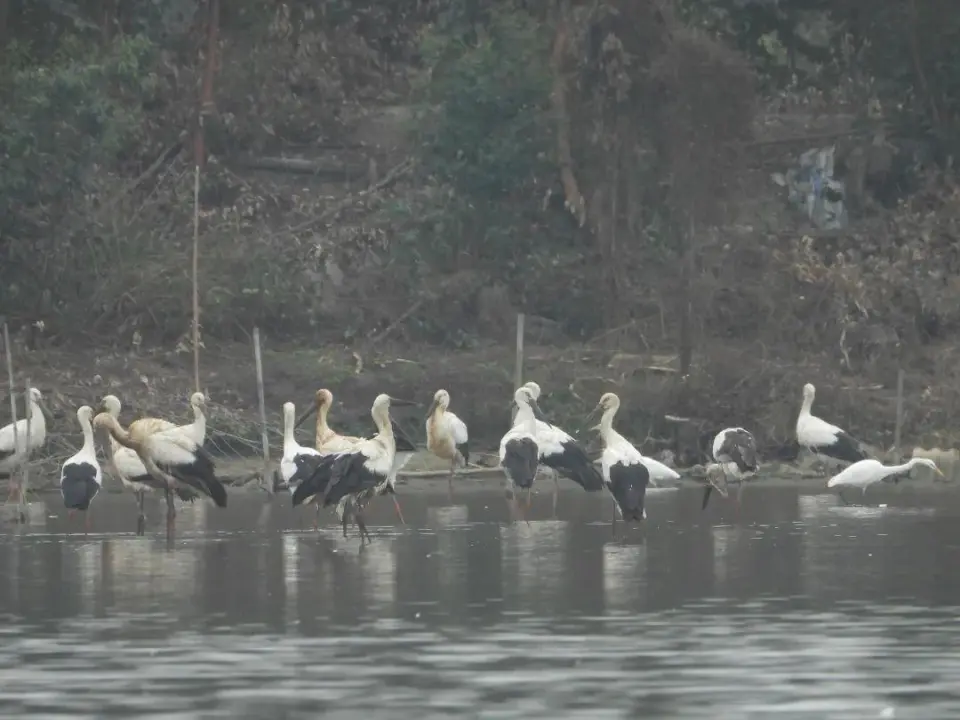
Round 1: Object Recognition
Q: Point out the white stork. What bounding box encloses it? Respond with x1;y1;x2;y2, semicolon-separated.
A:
517;381;604;513
828;457;944;505
426;388;469;500
0;387;47;504
93;412;227;530
276;401;334;529
592;392;651;533
796;382;867;473
178;392;207;446
292;394;414;542
499;387;540;522
59;405;102;532
702;427;759;510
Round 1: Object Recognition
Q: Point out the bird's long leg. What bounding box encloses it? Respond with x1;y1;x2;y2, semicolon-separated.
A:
356;506;372;544
837;489;850;506
136;490;146;536
552;470;559;518
164;487;176;532
611;495;618;538
391;494;405;525
526;486;533;511
84;510;91;535
341;507;349;538
314;501;321;532
448;459;456;503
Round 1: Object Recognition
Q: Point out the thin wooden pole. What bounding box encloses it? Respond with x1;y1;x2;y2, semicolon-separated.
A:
253;327;272;494
19;377;30;519
2;324;19;510
192;162;201;394
514;313;525;391
893;367;905;463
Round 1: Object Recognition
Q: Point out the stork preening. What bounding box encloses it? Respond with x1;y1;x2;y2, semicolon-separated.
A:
797;383;867;473
101;394;200;532
93;413;227;531
591;392;651;534
0;387;47;504
827;457;944;505
178;392;207;446
59;406;102;532
426;388;469;500
518;381;604;513
292;394;414;542
295;388;362;453
702;427;759;510
499;387;540;522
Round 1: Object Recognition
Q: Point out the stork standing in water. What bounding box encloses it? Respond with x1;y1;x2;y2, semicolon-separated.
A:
425;389;469;501
276;401;330;529
827;457;944;505
93;413;227;531
1;387;47;505
701;427;759;510
591;392;651;534
796;383;867;474
59;406;102;532
294;388;362;452
101;395;200;532
499;387;540;522
517;381;604;513
293;394;414;542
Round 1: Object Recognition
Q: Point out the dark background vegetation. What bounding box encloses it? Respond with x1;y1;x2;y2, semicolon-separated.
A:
2;0;960;459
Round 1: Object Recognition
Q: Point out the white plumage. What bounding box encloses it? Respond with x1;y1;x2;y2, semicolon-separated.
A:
177;392;207;447
827;457;943;504
0;387;47;477
593;392;650;527
499;388;540;521
60;406;102;525
278;401;322;491
796;383;867;468
517;382;604;508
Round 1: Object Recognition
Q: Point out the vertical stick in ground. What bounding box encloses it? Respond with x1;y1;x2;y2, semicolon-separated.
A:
894;367;905;463
19;377;30;522
253;327;272;494
2;323;20;510
512;313;525;424
192;162;201;394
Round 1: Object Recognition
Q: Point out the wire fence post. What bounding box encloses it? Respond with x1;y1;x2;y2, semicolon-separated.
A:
2;324;19;517
253;327;272;494
893;367;905;463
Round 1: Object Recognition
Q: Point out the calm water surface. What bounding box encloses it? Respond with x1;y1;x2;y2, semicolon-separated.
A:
1;484;960;719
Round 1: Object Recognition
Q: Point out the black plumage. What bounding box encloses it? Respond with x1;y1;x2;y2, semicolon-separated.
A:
608;462;650;521
61;463;100;511
810;431;867;464
320;452;380;510
158;446;227;508
715;428;759;474
502;437;539;489
291;454;339;508
541;443;605;492
277;453;328;493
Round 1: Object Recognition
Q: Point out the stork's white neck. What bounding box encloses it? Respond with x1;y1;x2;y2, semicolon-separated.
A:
599;404;619;441
881;458;926;478
373;405;395;451
799;393;814;418
283;406;297;451
79;413;95;456
515;400;537;437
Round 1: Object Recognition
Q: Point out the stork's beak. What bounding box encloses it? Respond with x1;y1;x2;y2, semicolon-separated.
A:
934;466;946;481
529;398;545;420
294;404;317;430
584;403;602;425
389;397;417;407
425;397;439;421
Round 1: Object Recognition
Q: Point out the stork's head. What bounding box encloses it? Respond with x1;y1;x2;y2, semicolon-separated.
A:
190;392;206;409
426;389;450;419
522;381;542;400
802;383;816;402
316;388;333;409
76;405;94;426
101;394;122;418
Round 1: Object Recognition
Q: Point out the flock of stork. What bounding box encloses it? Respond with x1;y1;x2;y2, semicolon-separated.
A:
0;378;949;540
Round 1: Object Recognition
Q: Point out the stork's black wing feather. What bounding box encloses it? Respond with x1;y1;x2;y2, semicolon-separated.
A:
322;452;376;509
291;454;339;507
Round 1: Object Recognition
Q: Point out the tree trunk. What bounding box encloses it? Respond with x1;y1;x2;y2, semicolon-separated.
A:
101;0;116;43
0;0;9;52
549;0;585;227
194;0;220;170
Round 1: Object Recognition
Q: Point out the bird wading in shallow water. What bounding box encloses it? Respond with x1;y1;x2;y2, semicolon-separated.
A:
796;383;867;475
702;427;759;510
589;392;651;536
827;457;944;505
59;406;102;533
499;387;540;524
425;388;469;502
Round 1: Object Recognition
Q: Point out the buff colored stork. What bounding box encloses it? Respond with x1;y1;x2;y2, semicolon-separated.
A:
426;388;469;501
294;388;362;453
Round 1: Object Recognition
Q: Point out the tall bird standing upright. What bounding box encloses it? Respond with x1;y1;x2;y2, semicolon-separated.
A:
293;394;415;542
60;405;102;532
277;401;330;529
517;381;604;513
499;387;540;523
425;389;469;501
0;387;47;505
591;393;651;534
177;392;207;447
702;427;759;510
796;383;867;474
294;388;362;452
